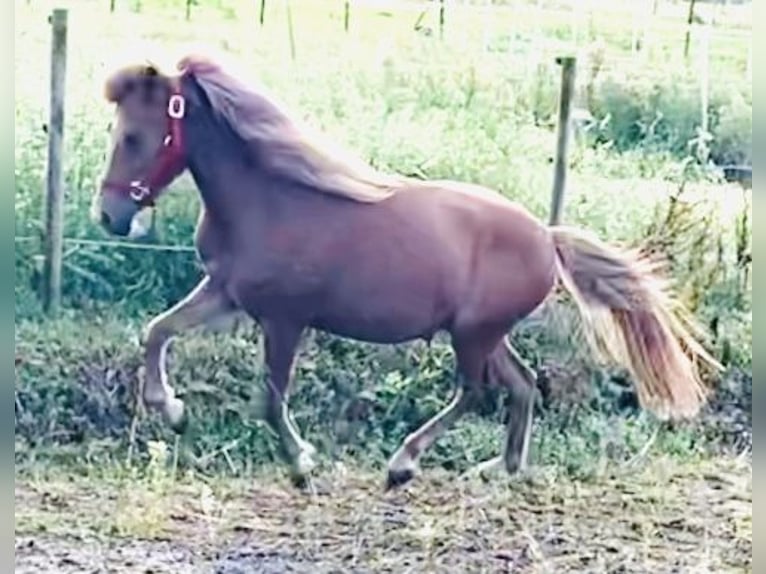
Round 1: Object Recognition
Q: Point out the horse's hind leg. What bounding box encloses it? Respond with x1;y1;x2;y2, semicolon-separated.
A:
385;330;500;490
142;275;237;433
500;340;537;472
472;338;537;477
385;372;473;490
258;318;317;486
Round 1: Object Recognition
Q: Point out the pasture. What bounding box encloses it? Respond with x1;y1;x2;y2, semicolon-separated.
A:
15;0;751;571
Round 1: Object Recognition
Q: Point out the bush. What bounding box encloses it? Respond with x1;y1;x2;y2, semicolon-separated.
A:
709;88;752;165
14;297;751;479
589;70;752;165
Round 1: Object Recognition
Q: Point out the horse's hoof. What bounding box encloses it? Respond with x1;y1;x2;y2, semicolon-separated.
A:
290;470;317;494
464;456;503;481
504;453;527;475
165;397;188;434
294;448;317;477
292;475;311;492
385;467;415;491
286;445;319;492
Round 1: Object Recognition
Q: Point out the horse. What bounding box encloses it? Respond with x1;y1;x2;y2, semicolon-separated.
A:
91;54;721;489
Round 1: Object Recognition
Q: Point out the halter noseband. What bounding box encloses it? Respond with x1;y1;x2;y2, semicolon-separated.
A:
102;84;187;207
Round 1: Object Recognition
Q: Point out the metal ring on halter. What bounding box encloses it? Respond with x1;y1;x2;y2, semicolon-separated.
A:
129;182;151;203
167;94;186;119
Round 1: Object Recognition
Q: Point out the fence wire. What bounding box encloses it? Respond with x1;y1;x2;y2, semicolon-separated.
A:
15;235;197;254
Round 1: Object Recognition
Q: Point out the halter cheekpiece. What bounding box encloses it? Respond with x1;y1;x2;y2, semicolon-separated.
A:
102;84;187;207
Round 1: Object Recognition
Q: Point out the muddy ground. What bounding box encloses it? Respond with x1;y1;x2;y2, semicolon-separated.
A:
15;454;751;574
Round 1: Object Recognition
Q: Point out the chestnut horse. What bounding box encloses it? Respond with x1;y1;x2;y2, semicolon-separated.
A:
92;55;720;488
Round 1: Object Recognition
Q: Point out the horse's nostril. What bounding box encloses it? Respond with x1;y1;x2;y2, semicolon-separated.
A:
100;211;111;227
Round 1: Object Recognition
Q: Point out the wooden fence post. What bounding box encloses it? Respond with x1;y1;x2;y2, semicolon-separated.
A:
549;56;576;227
285;0;296;61
344;1;350;32
43;8;68;315
439;0;445;39
684;0;697;59
699;23;710;156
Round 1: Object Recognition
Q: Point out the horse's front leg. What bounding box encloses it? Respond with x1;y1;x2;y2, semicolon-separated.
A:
142;275;236;433
259;318;317;485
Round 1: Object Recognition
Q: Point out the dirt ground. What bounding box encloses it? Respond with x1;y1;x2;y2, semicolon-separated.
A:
15;455;751;574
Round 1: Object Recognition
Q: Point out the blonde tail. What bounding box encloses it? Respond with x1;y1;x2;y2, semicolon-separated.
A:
551;226;722;420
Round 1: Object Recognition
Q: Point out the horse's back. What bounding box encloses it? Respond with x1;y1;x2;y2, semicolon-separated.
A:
396;179;553;268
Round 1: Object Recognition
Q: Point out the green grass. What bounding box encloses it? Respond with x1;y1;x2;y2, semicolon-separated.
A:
14;298;751;482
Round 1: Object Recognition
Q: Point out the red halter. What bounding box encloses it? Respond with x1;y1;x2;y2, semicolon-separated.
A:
102;85;187;207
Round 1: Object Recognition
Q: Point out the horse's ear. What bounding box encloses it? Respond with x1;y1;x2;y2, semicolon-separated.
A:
142;59;163;77
104;65;169;104
105;72;137;103
177;54;219;75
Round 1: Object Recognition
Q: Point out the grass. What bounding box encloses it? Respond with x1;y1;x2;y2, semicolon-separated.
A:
14;295;751;481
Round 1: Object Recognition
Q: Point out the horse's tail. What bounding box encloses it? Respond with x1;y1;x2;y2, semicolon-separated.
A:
550;225;722;420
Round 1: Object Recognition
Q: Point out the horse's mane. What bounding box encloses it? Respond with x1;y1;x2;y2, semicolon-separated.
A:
174;55;406;203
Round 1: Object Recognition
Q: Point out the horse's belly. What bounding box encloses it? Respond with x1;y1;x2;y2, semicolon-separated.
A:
229;266;451;343
307;270;453;343
308;306;445;344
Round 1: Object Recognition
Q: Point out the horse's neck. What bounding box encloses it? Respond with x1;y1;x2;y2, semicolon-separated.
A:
185;120;263;222
189;161;259;219
183;107;323;228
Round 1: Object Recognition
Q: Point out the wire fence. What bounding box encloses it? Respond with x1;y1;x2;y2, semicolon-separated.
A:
15;235;197;253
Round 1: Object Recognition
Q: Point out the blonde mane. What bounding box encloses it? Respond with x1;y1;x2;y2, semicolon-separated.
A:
177;55;407;203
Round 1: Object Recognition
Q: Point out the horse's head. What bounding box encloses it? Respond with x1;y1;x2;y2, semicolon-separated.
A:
93;63;187;237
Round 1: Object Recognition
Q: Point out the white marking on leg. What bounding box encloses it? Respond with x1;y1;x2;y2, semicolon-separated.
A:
466;456;504;480
387;439;418;477
294;443;318;477
517;394;534;471
276;402;318;479
387;384;469;480
143;335;174;407
164;396;186;429
503;387;535;474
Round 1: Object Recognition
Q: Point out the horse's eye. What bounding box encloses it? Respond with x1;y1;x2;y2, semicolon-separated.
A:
123;132;141;151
